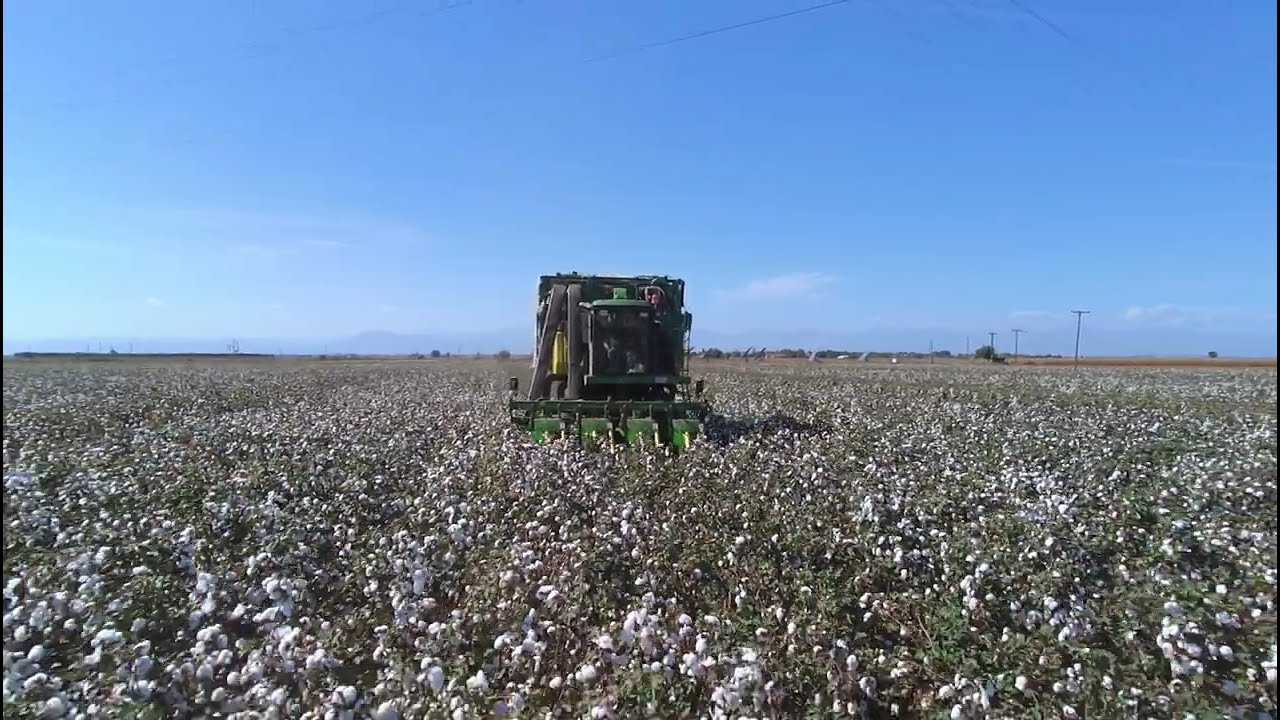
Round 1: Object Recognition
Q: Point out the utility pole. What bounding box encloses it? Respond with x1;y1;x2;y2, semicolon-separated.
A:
988;331;997;358
1071;310;1090;367
929;339;934;364
1011;328;1025;361
965;335;970;356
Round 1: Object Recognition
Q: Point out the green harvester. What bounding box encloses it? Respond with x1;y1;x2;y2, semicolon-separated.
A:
507;273;708;449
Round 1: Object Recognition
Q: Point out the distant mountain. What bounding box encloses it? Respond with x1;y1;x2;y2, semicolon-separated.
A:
4;326;1275;358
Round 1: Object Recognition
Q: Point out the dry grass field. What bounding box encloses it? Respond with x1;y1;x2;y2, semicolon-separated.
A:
1011;356;1276;369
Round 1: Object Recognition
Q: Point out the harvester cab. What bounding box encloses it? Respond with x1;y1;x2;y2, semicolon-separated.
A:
508;273;708;449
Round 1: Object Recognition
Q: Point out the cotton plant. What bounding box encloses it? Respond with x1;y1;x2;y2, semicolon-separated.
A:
2;360;1276;717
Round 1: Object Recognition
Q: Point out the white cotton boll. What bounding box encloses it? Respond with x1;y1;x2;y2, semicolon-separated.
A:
1062;705;1077;718
195;572;214;594
306;649;328;671
40;697;66;718
211;687;227;703
24;674;49;692
575;664;599;684
336;686;358;706
92;628;123;647
466;670;489;692
373;701;398;720
950;705;962;720
1015;676;1029;693
937;684;955;700
640;628;656;656
596;635;614;651
27;645;46;663
858;676;877;698
196;663;214;682
426;666;445;692
270;687;287;705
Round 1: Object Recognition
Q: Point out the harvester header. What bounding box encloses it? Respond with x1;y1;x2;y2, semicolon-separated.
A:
508;272;708;448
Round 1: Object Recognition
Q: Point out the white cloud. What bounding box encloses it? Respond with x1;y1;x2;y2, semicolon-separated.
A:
1161;157;1277;174
231;243;298;259
1122;303;1259;328
144;297;165;307
719;272;836;301
121;206;427;261
1009;310;1061;321
139;206;426;247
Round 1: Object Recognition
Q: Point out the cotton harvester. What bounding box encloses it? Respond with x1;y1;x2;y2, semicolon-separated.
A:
507;273;708;448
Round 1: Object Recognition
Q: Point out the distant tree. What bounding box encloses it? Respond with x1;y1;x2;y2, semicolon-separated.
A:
430;349;442;358
974;345;996;361
496;349;512;360
1208;350;1219;359
702;348;725;359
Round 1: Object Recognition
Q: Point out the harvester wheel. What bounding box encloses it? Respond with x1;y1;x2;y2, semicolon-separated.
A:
550;379;565;400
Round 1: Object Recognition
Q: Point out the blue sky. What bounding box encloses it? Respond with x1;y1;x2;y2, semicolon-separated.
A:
3;0;1276;354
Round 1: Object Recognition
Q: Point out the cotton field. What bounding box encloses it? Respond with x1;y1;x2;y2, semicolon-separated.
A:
2;359;1276;719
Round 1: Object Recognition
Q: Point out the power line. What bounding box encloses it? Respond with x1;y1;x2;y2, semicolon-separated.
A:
1005;0;1074;44
586;0;853;63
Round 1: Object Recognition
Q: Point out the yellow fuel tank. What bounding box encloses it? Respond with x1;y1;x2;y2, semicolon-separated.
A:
550;328;567;375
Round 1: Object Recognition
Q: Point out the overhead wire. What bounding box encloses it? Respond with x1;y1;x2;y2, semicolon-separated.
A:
584;0;853;63
1005;0;1075;44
